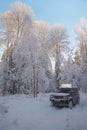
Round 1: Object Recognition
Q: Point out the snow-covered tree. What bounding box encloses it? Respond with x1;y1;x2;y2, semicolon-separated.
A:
0;1;34;61
12;21;51;96
32;21;52;92
0;2;34;95
75;18;87;92
60;51;81;89
47;24;69;89
33;21;52;75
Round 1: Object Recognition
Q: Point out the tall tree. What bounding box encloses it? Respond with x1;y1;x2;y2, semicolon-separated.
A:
47;24;69;89
32;21;52;93
1;1;34;60
75;18;87;92
0;2;34;94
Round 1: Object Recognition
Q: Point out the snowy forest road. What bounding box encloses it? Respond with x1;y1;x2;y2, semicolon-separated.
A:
0;92;87;130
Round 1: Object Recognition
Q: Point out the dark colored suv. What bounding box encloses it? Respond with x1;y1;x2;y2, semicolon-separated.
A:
49;87;80;109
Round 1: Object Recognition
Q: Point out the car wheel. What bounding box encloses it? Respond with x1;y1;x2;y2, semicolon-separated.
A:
68;100;73;109
77;98;80;104
52;102;56;106
51;102;55;106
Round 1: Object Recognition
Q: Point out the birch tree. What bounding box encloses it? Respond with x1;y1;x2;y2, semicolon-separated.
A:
75;18;87;92
47;24;69;89
32;21;52;92
0;2;34;94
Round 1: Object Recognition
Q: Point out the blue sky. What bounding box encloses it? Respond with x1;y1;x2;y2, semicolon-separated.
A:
0;0;87;48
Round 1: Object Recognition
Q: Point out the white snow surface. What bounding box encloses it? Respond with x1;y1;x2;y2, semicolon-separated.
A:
0;92;87;130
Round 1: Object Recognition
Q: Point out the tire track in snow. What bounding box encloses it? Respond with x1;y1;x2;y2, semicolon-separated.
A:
65;109;74;130
0;105;8;121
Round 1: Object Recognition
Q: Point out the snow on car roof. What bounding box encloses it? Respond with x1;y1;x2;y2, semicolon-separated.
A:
60;84;72;88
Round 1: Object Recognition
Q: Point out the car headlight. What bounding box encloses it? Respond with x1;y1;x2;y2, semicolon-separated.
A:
50;95;53;99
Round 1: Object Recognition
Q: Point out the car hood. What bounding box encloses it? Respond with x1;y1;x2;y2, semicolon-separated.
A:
50;93;69;96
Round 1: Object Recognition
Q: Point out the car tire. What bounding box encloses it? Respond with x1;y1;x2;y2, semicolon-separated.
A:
77;98;80;104
68;100;73;109
51;102;55;106
53;102;56;106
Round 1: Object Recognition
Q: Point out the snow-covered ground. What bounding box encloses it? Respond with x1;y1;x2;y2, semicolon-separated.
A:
0;92;87;130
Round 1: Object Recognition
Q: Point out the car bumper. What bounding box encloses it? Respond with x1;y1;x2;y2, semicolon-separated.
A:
50;98;69;106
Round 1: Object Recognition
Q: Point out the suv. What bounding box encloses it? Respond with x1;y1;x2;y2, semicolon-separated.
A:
49;87;80;109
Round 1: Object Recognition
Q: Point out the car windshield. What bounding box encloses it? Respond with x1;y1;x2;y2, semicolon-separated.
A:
58;88;72;93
